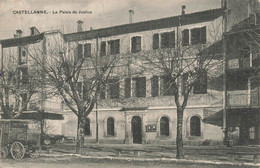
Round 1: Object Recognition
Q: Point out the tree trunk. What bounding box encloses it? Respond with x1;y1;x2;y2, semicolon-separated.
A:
176;107;184;159
76;115;85;154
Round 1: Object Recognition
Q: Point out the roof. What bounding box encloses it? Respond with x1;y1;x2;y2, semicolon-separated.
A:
0;33;44;48
64;8;225;42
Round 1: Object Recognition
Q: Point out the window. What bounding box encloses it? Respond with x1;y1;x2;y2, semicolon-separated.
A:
107;117;114;136
191;26;206;45
125;78;131;98
131;36;141;53
108;39;120;55
182;29;189;46
100;86;106;99
83;81;90;101
78;43;91;59
107;79;120;99
160;75;174;96
151;76;159;97
153;34;159;50
193;70;207;94
100;41;106;56
249;127;255;140
84;118;91;136
190;116;201;136
160;117;169;136
132;77;146;97
161;31;175;48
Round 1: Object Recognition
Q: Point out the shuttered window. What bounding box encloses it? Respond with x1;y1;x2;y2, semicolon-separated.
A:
160;117;169;136
108;79;120;99
191;26;206;45
160;75;174;96
108;39;120;55
78;44;83;59
131;36;141;53
190;116;201;136
161;31;175;48
133;77;146;97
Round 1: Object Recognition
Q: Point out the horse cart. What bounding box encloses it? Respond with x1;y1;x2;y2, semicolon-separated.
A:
0;119;41;160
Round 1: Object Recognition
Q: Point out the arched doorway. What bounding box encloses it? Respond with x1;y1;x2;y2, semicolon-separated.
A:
131;116;142;144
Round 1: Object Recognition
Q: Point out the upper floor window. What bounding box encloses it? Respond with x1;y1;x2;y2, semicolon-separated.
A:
108;39;120;55
100;41;106;56
107;117;114;136
78;43;91;59
131;36;141;53
160;75;174;96
151;76;159;97
190;116;201;136
124;78;131;98
100;78;120;99
193;70;207;94
161;31;175;48
132;77;146;97
191;26;206;45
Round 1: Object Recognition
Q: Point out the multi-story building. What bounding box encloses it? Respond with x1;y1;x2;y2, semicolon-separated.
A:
1;0;259;146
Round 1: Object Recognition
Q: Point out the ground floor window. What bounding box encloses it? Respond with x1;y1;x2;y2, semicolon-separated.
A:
249;127;255;140
190;116;201;136
107;117;115;136
84;118;91;136
160;117;169;136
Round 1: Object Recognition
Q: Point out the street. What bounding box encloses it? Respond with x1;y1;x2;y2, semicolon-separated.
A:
0;156;258;168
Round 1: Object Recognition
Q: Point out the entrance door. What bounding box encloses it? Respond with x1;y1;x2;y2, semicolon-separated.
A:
131;116;142;144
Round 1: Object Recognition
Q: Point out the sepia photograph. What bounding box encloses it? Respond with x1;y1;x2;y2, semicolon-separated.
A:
0;0;259;167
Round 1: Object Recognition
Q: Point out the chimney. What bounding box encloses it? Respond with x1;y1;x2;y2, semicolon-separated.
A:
129;10;134;23
15;29;23;38
182;5;186;15
30;27;40;36
77;20;83;32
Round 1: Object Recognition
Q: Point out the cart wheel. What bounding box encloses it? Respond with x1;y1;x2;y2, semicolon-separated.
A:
10;141;25;160
0;146;9;158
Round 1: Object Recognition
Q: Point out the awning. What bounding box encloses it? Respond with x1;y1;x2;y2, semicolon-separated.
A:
203;108;259;127
14;111;64;120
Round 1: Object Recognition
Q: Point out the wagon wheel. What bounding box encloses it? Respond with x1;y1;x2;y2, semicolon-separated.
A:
57;137;65;144
0;146;9;158
10;141;25;160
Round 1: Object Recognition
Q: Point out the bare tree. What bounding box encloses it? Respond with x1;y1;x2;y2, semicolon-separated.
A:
131;26;222;158
27;33;119;154
0;48;43;119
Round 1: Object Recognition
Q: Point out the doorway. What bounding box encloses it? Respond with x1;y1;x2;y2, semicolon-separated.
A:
131;116;142;144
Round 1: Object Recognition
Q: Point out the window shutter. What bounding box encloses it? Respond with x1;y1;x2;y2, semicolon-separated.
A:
109;79;119;99
100;85;106;99
136;36;141;52
100;42;106;56
137;77;146;97
169;31;175;48
84;43;91;57
125;78;131;98
182;29;189;46
78;44;83;59
191;28;200;45
193;70;207;94
151;76;159;97
115;39;120;54
153;34;159;50
200;26;206;44
131;37;136;53
182;73;188;95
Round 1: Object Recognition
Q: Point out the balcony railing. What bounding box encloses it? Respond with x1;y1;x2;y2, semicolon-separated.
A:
227;91;260;107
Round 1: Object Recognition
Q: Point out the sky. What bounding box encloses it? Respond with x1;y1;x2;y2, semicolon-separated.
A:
0;0;221;39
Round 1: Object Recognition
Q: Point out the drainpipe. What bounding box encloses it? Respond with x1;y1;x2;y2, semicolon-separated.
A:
96;36;99;143
222;0;228;145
